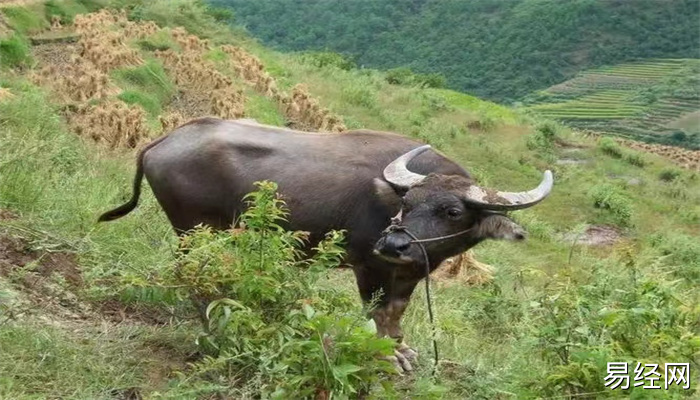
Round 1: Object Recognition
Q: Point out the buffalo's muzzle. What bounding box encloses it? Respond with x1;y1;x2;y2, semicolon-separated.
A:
373;232;413;263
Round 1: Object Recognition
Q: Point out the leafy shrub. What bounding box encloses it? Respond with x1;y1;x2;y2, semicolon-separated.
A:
623;151;647;167
129;182;397;398
341;85;377;108
0;34;32;69
529;252;700;398
588;184;633;226
658;167;681;182
526;120;561;154
300;51;356;71
419;91;452;112
597;137;622;158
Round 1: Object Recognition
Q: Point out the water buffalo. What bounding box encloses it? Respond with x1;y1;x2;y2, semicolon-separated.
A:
98;117;553;371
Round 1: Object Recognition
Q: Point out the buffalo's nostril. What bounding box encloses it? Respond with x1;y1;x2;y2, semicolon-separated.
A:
377;233;412;257
395;242;410;252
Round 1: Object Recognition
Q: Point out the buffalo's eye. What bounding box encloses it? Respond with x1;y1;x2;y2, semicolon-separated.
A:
446;207;463;219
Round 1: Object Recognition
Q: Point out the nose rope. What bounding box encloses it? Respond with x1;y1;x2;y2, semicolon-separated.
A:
382;209;477;375
399;226;439;377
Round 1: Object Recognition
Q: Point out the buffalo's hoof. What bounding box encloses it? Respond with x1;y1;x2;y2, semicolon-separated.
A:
384;342;418;374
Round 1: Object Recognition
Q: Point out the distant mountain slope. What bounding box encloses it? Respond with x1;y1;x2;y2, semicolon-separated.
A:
523;58;700;149
212;0;700;103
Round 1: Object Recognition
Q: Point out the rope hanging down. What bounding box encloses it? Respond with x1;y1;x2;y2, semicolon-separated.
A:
383;210;475;376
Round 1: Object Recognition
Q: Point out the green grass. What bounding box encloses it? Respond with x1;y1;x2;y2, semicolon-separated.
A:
111;58;175;117
0;33;32;69
44;0;89;24
0;1;699;398
1;5;48;35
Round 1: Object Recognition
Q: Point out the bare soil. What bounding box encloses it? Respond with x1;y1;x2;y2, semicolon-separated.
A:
563;224;622;246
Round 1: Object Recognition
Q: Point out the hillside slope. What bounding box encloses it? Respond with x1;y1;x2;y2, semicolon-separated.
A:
523;58;700;150
1;1;699;399
213;0;700;102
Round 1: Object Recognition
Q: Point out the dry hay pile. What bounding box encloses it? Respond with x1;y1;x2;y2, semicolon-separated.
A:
122;20;159;40
618;139;700;171
155;49;244;119
68;100;148;149
211;87;244;119
74;10;142;72
221;45;346;133
159;112;186;133
433;250;494;286
34;58;111;102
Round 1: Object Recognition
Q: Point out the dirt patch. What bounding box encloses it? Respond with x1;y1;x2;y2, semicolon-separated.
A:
98;299;178;326
0;208;18;220
562;224;622;246
32;42;79;72
0;233;83;289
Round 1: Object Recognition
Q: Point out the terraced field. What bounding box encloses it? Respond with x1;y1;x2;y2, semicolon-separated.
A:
525;59;700;148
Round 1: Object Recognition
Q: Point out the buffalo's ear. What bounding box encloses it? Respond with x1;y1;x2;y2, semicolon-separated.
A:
476;213;527;241
373;178;402;212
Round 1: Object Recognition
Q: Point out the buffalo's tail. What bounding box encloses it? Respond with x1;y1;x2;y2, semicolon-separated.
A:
97;135;168;222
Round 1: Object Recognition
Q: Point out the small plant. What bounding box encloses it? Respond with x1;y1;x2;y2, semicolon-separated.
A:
658;167;681;182
623;151;647;167
526;120;561;155
589;184;633;226
598;137;622;158
300;51;356;71
341;85;377;108
0;34;32;69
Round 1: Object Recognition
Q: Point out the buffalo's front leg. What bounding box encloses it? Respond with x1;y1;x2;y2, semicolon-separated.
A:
372;298;418;372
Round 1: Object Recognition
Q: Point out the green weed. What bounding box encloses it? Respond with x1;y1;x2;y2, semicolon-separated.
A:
0;34;32;69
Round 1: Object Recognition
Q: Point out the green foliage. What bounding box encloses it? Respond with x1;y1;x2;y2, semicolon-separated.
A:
44;0;89;24
649;233;700;284
526;120;561;155
299;50;356;71
588;184;633;226
0;34;32;69
112;59;175;114
131;182;397;398
623;151;647;168
117;90;160;116
658;167;682;182
385;67;446;89
218;0;700;101
598;137;623;158
1;6;48;34
205;5;234;23
528;248;700;398
341;85;377;108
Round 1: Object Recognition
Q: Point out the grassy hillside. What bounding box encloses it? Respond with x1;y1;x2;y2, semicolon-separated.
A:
212;0;700;103
523;58;700;150
1;1;699;399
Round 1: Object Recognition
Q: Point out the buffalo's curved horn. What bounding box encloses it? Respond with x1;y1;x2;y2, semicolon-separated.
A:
463;170;554;210
383;145;431;188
